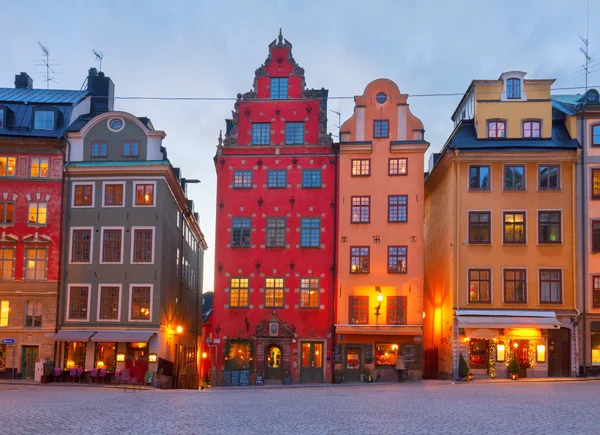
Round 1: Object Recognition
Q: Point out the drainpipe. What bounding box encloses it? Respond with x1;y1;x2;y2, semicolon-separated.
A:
572;148;580;376
331;142;339;384
580;104;588;376
453;149;460;380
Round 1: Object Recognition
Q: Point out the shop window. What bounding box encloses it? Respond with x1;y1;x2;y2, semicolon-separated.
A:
351;159;370;176
468;269;491;303
513;340;531;368
469;339;488;369
0;344;5;371
0;248;14;280
538;211;561;244
25;300;42;327
300;278;319;308
538;165;560;190
351;196;370;223
348;296;368;324
389;158;408;175
265;278;284;308
95;342;116;371
350;246;370;274
592;331;600;366
0;157;16;177
375;343;398;367
265;217;286;248
229;278;249;308
225;340;253;370
469;165;490;190
503;212;526;244
504;165;525;190
65;341;86;369
468;211;491;244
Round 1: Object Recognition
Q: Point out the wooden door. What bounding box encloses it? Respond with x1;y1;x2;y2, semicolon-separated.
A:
548;328;571;377
344;347;362;382
21;346;38;379
264;345;283;380
126;344;148;383
300;342;323;383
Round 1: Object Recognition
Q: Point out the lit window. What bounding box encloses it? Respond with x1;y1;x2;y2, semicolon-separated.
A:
123;141;139;157
229;278;249;308
592;332;600;366
285;122;304;145
503;212;526;244
0;157;16;177
34;110;55;130
374;120;389;138
252;123;270;145
389;158;407;175
0;300;8;327
388;246;407;273
270;78;288;99
351;196;370;223
30;157;49;178
523;120;541;138
349;296;368;324
302;169;321;188
131;286;151;320
135;184;154;206
265;278;284;308
74;184;93;206
0;202;14;225
28;202;47;225
91;142;108;157
300;278;319;308
468;269;491;303
387;297;407;325
487;121;506;138
375;343;398;366
350;246;369;274
506;78;521;99
351;159;370;176
0;248;14;280
25;248;47;281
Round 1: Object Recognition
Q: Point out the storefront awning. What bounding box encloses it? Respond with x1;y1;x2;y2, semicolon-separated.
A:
335;324;422;335
456;310;560;329
52;330;95;341
90;330;156;343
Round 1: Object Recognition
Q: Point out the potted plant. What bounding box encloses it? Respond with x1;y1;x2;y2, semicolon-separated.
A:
283;369;291;385
41;359;54;384
458;353;472;381
508;355;520;380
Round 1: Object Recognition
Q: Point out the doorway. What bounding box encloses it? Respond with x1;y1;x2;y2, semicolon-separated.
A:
21;346;38;379
126;343;148;383
469;339;489;370
300;341;323;383
264;345;283;380
343;347;362;382
548;328;571;377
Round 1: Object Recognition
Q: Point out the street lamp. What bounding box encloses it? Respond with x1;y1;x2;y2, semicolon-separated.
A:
375;287;383;325
175;325;183;389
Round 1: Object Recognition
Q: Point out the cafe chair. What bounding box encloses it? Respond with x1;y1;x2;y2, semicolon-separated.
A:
68;368;77;383
53;367;63;383
90;368;98;384
98;368;107;383
75;368;83;383
120;369;131;384
112;369;122;385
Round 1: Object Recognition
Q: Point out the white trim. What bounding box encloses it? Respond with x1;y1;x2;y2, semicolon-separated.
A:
65;283;91;322
536;162;562;192
536;267;565;305
127;283;154;323
501;163;527;192
466;209;493;245
500;267;528;304
132;181;157;208
499;71;527;101
68;226;94;264
466;267;493;305
101;181;126;208
97;283;123;322
99;226;125;265
500;209;528;245
71;181;95;208
107;117;125;133
130;226;155;265
536;209;563;246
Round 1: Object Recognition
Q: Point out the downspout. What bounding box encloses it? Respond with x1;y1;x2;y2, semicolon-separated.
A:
453;149;460;380
331;142;339;384
572;148;581;376
580;105;588;376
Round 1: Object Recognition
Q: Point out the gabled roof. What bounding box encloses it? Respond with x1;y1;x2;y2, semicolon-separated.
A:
0;88;88;104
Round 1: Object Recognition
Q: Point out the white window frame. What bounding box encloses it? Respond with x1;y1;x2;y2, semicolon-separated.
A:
68;226;94;265
99;226;125;265
97;283;122;322
128;283;153;323
71;182;95;208
132;181;157;208
130;226;155;264
102;181;126;208
65;283;91;322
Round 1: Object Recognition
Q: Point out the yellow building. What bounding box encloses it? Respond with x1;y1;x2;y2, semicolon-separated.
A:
424;71;580;380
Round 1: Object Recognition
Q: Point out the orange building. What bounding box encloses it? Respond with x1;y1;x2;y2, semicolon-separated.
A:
334;79;428;382
424;72;580;380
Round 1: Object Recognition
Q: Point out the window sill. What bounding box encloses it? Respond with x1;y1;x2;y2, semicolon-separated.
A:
69;261;92;265
351;221;370;224
538;242;562;245
27;224;48;228
231;245;251;249
503;188;526;192
467;301;492;304
467;188;492;192
72;205;94;208
388;220;408;224
350;272;370;275
503;301;528;304
503;242;527;245
468;242;492;245
388;271;408;274
537;188;562;192
300;246;321;249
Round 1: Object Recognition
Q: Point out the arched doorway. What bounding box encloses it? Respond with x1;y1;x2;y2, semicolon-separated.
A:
265;345;283;380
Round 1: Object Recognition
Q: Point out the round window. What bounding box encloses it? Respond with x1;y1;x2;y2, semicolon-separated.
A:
109;119;123;130
376;92;387;104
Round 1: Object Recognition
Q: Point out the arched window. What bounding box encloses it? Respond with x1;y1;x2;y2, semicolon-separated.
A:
506;78;521;99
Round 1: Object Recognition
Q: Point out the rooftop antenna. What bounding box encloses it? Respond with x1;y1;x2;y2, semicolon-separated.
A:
572;0;595;88
93;49;104;71
36;41;57;89
330;109;342;140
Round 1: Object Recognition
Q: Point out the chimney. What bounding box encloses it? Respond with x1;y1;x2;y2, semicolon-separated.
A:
87;68;115;115
14;72;33;89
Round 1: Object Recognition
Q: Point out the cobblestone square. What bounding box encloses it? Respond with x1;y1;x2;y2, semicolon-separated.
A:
1;381;599;434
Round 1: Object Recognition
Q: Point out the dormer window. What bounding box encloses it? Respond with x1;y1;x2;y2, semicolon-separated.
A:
270;78;288;99
91;142;108;158
487;120;506;138
34;110;55;130
0;108;5;129
523;120;541;138
506;78;521;99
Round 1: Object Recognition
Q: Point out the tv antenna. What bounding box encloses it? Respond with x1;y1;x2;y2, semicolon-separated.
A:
571;0;599;88
34;41;61;89
330;109;342;139
93;50;104;71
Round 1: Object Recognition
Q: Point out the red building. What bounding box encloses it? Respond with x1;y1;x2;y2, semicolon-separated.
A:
212;32;335;385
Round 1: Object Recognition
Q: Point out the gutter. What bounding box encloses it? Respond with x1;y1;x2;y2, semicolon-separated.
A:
331;142;339;383
580;103;588;376
453;149;460;380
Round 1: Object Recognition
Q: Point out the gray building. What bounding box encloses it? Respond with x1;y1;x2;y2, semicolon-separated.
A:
55;100;207;388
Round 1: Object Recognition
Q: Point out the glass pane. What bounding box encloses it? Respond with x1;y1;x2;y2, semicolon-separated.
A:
301;343;311;367
314;343;323;367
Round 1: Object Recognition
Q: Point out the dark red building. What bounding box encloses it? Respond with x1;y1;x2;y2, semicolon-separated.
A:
212;32;335;385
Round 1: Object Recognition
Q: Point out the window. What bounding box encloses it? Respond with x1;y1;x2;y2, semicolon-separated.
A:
74;184;93;206
300;278;319;308
538;165;560;189
469;165;490;190
538;211;561;244
233;171;252;188
387;296;407;324
102;229;122;263
131;286;151;320
374;120;389;138
99;286;120;320
30;157;49;178
302;169;321;188
351;159;370;176
388;246;407;273
503;212;526;244
593;276;600;308
135;183;155;206
351;196;370;223
592;220;600;253
0;157;16;177
388;195;408;223
25;247;47;280
504;269;527;303
252;123;270;145
375;343;398;366
300;218;320;248
95;342;116;370
68;286;89;320
266;218;286;248
25;301;42;327
71;229;91;263
592;169;600;199
0;248;13;280
0;108;4;129
285;122;304;145
270;78;288;99
34;110;55;130
350;246;370;274
593;125;600;146
122;141;139;157
133;229;153;263
229;278;249;308
523;120;541;138
389;158;408;176
91;142;108;157
0;202;14;225
468;269;491;303
349;296;368;324
468;211;491;244
504;165;525;190
231;218;251;247
265;278;284;308
506;78;521;99
540;269;562;303
267;170;286;188
1;300;8;327
104;184;123;206
593;331;600;366
487;121;506;138
28;202;47;225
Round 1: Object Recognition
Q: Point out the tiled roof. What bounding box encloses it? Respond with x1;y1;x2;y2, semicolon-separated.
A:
0;88;88;104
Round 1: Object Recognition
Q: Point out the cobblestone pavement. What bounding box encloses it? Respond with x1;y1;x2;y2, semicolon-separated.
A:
2;381;599;434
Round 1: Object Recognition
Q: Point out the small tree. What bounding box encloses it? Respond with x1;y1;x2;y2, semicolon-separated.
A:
458;353;470;378
507;355;520;375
